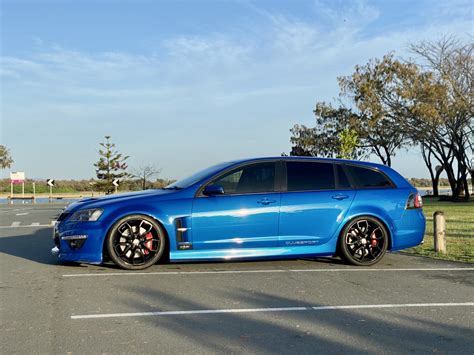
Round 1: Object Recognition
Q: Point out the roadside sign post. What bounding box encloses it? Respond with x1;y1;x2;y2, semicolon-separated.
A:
9;172;26;204
112;179;120;194
47;179;55;203
89;181;95;198
32;182;36;204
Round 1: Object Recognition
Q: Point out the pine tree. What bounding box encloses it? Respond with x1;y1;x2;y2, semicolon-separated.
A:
94;136;129;193
0;145;14;169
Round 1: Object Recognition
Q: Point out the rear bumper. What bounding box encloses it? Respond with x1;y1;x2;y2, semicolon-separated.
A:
391;209;426;250
52;221;105;264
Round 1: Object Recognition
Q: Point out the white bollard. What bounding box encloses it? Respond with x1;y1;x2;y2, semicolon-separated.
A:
433;211;446;254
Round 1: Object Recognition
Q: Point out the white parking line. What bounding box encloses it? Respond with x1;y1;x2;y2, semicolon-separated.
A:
16;212;29;216
62;267;474;278
31;222;40;226
0;208;32;214
0;224;51;229
71;302;474;320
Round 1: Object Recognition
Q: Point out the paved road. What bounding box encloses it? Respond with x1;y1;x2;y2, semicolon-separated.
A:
1;204;473;354
0;203;64;227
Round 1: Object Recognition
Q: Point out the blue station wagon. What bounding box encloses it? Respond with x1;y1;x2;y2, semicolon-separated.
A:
52;157;426;270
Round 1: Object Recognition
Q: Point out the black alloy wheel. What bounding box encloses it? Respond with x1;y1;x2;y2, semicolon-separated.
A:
339;216;388;266
107;215;166;270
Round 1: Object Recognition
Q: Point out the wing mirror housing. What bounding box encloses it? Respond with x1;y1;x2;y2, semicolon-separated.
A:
203;184;225;196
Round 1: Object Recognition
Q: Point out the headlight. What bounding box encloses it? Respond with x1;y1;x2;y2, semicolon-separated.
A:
70;208;104;222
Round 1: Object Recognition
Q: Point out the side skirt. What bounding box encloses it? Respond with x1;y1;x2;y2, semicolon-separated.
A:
169;244;336;262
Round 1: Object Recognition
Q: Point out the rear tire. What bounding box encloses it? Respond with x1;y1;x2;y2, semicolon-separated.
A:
106;215;166;270
339;216;388;266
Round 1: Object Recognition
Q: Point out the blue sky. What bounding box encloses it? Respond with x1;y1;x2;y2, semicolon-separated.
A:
0;0;472;180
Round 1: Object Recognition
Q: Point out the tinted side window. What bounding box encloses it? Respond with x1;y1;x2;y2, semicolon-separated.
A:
347;165;392;188
336;165;351;189
287;162;335;191
212;163;276;194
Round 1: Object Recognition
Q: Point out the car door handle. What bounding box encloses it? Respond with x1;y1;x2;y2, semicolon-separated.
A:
257;198;277;205
332;194;349;200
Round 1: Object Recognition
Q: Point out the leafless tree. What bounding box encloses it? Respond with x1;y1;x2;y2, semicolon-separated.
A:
132;165;162;190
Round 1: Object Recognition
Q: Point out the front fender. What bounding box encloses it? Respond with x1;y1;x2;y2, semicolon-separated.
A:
100;199;194;255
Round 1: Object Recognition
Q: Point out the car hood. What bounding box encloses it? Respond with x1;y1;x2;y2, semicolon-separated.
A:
65;189;179;212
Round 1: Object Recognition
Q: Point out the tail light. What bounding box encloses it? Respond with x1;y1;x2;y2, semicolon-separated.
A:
406;192;422;209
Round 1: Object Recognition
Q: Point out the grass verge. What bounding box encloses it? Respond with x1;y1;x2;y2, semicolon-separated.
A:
403;197;473;263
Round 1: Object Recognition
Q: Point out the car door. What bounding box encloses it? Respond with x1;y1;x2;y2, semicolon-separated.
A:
278;161;355;247
191;161;281;250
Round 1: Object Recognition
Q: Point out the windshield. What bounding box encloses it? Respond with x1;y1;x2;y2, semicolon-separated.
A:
165;162;234;189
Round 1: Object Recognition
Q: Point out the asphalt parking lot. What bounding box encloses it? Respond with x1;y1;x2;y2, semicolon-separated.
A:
0;204;473;354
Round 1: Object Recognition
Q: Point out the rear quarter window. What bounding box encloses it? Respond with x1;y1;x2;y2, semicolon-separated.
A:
346;165;393;188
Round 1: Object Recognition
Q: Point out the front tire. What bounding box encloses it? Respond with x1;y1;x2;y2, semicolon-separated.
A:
106;215;166;270
339;216;388;266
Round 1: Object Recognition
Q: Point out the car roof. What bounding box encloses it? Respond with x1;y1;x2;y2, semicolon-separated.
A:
227;156;385;169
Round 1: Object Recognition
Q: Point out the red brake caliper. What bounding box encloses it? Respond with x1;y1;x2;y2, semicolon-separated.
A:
370;232;378;247
144;232;153;255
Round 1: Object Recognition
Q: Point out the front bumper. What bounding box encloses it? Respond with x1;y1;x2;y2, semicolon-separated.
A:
52;220;106;264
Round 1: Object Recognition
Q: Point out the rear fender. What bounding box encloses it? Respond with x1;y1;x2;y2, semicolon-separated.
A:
332;206;394;250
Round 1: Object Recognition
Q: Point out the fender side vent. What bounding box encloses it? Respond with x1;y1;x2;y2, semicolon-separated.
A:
175;217;192;250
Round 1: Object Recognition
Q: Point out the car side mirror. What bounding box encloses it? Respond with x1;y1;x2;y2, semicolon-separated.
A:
203;184;225;196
